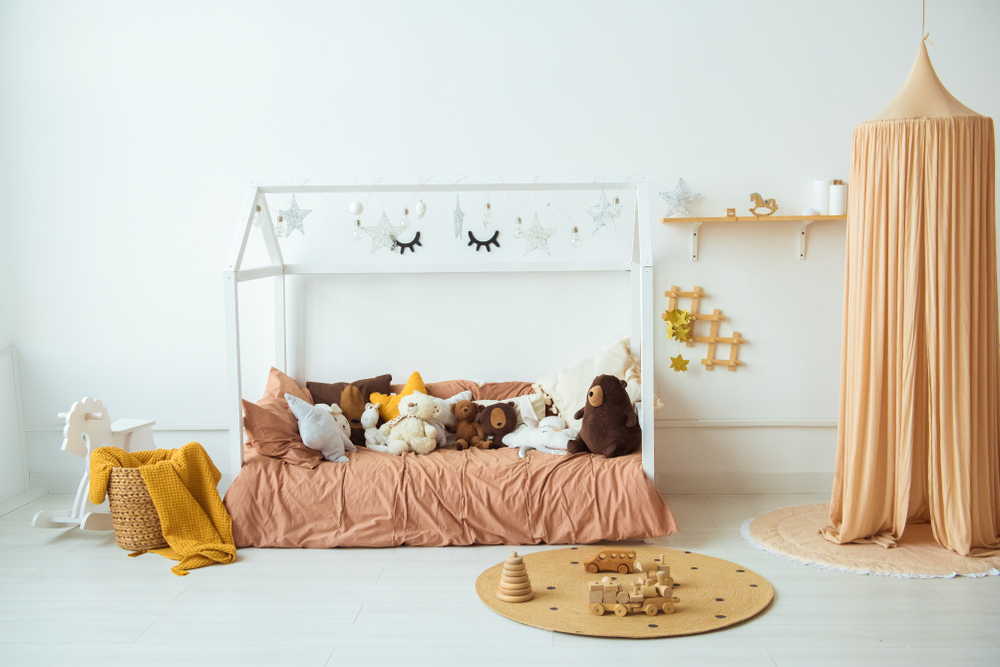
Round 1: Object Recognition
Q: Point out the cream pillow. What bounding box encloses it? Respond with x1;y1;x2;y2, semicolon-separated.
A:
534;337;641;431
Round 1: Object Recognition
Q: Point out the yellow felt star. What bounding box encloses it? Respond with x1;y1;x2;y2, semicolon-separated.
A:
670;354;690;372
672;323;691;342
663;308;691;327
369;371;427;421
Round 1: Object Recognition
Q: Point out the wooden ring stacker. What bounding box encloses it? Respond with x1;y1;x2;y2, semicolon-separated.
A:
497;591;535;603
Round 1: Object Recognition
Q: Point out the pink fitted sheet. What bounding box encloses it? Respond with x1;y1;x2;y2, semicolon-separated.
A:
224;447;677;548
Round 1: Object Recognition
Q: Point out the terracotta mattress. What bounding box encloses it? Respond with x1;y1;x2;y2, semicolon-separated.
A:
224;447;678;548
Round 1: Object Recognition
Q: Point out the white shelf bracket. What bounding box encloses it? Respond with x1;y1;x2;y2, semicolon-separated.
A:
798;220;814;260
691;221;703;261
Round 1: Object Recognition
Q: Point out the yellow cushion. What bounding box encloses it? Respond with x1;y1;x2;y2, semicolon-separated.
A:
370;372;427;421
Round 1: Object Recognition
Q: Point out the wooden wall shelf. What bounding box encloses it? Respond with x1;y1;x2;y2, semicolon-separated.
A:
660;214;846;261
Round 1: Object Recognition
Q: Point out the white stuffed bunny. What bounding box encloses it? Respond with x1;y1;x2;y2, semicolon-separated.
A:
361;402;389;451
285;393;357;463
502;415;576;458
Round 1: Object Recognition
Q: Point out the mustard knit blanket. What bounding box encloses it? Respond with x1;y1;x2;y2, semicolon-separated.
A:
90;442;236;576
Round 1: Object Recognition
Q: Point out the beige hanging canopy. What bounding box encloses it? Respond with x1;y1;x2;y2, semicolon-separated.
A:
870;40;981;120
823;39;1000;557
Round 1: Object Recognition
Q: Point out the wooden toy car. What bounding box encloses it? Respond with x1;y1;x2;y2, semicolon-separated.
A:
582;549;636;574
588;561;678;617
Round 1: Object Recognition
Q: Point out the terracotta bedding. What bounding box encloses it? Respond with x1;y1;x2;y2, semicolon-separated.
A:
224;447;677;548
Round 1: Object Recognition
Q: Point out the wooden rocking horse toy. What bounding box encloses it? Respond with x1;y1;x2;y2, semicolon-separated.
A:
748;193;779;216
31;398;154;531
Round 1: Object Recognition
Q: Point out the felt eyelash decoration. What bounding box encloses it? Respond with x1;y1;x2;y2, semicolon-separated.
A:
468;230;500;252
396;231;422;254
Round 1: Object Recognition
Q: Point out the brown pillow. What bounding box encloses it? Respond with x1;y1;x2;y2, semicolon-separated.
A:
307;374;392;408
472;381;535;400
242;399;323;469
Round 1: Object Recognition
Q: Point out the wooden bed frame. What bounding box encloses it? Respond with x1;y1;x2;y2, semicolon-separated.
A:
223;177;655;483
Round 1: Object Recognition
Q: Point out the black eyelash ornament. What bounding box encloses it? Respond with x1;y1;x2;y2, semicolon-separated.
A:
468;230;500;252
396;231;422;254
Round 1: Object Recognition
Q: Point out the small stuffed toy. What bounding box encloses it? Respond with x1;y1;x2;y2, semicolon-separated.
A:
362;402;388;450
339;385;367;449
478;401;518;449
566;375;641;458
377;391;440;455
502;415;577;458
285;393;357;463
452;400;487;451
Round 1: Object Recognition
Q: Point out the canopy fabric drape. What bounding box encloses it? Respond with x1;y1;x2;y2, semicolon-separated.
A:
822;43;1000;557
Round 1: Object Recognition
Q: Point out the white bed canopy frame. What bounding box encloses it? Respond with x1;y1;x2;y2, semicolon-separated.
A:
224;177;655;484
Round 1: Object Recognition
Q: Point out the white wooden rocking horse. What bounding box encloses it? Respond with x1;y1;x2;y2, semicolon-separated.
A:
31;398;154;531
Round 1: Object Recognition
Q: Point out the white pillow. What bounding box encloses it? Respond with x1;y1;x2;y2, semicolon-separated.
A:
534;337;641;431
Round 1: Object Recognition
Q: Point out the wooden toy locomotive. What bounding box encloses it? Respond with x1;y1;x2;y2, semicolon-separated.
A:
588;557;678;617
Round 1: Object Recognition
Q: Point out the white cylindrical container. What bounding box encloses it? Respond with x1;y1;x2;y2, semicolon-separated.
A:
814;179;835;215
829;182;847;216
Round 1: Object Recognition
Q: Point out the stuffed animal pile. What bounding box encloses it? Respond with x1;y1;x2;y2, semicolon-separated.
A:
354;374;640;460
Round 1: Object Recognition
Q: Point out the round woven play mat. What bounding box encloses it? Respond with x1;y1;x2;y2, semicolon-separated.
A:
744;504;1000;578
475;547;773;638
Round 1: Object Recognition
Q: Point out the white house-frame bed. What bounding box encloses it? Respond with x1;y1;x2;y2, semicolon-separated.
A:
223;177;655;487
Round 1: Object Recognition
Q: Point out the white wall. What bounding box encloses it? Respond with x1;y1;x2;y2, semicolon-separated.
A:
1;0;997;495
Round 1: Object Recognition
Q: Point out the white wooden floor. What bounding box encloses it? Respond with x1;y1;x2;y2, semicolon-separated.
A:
2;493;999;667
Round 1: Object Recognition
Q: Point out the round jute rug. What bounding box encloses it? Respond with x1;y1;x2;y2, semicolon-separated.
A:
475;547;773;638
744;503;1000;578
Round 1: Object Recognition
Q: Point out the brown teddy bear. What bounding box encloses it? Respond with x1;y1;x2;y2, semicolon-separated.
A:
478;401;518;449
567;374;641;458
452;400;487;450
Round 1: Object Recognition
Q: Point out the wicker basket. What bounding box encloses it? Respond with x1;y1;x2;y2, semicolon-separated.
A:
107;467;168;551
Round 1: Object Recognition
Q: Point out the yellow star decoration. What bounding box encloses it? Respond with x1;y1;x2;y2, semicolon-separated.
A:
663;308;692;342
670;354;690;372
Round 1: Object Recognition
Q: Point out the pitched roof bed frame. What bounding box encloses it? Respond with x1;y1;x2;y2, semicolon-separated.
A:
224;177;655;485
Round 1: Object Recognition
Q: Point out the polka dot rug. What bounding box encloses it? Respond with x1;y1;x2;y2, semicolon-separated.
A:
475;546;773;638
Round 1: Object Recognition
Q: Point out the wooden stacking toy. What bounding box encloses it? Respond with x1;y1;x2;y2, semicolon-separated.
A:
496;551;534;602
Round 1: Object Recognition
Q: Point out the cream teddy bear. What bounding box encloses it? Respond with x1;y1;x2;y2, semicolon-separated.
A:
377;391;440;455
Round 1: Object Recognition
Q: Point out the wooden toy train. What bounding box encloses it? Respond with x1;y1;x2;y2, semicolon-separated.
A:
588;558;678;617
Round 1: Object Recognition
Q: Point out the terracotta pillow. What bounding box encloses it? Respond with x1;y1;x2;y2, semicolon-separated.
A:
242;399;323;469
472;381;535;400
391;380;534;400
392;379;479;399
307;374;392;408
260;367;313;413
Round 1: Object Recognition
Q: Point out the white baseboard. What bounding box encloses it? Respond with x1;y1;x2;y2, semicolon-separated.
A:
657;472;834;495
30;472;82;495
0;488;47;517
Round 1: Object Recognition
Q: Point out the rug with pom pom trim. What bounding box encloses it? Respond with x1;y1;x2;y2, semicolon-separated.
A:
743;503;1000;579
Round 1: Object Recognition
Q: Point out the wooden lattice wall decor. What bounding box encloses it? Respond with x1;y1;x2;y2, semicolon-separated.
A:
664;285;745;371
